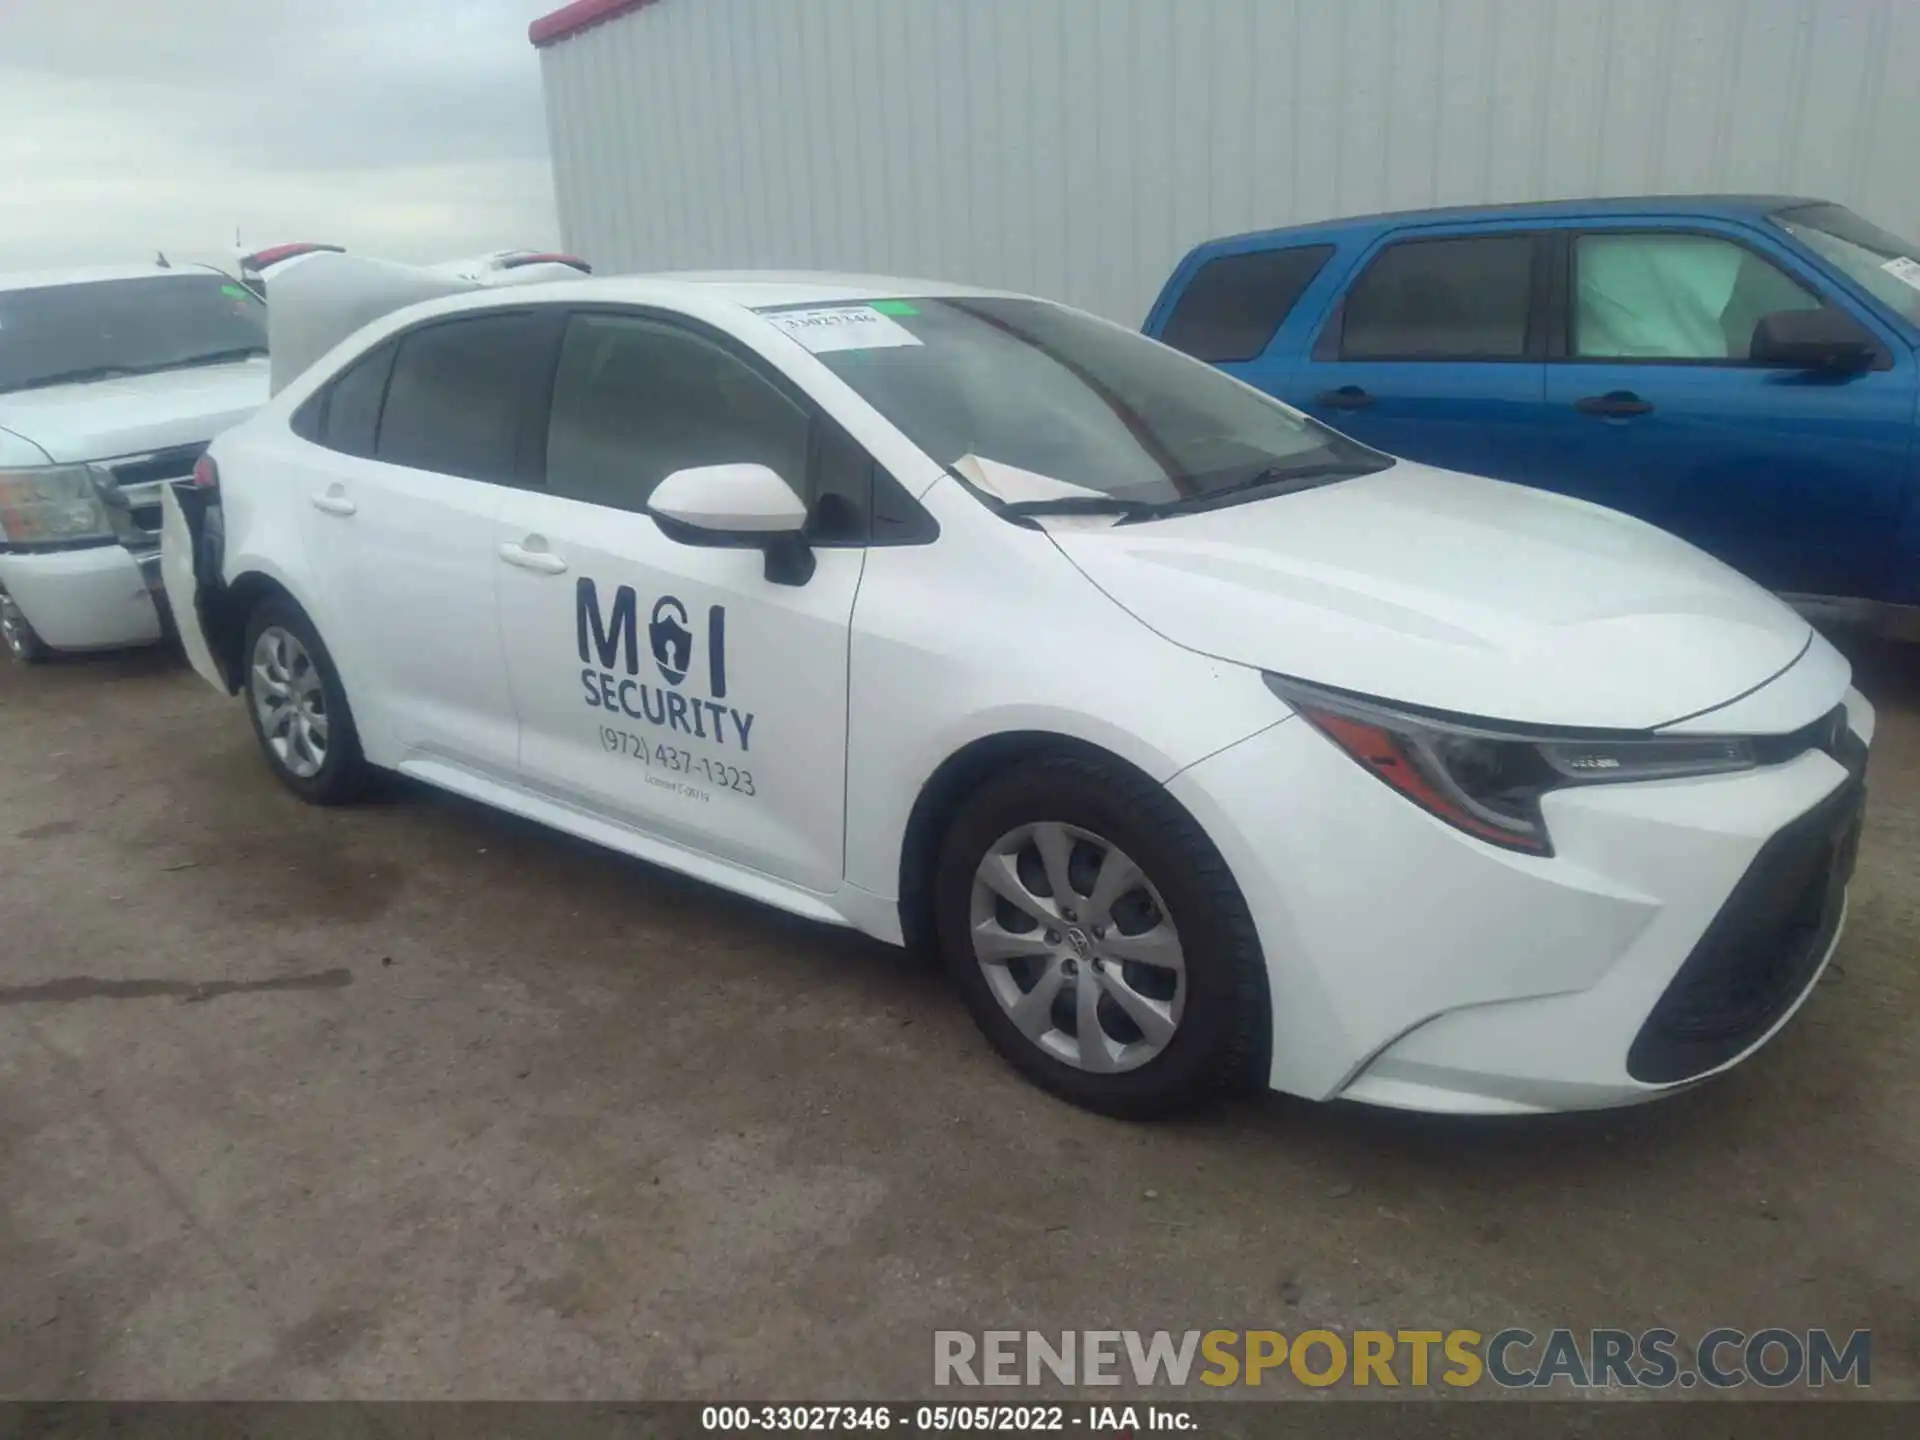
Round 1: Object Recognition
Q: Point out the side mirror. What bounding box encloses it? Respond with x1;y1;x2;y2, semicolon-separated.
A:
646;463;815;585
1749;309;1878;373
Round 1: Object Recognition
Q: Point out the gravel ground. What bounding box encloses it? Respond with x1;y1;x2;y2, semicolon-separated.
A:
0;637;1914;1402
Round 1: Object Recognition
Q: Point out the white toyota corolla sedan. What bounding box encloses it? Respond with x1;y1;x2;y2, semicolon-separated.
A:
162;262;1874;1119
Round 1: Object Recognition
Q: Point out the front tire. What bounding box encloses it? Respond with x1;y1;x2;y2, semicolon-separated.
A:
934;754;1269;1118
1;591;50;664
242;597;368;805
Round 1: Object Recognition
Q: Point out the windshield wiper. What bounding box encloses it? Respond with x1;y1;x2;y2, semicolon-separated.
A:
0;346;268;395
0;364;141;393
149;345;268;371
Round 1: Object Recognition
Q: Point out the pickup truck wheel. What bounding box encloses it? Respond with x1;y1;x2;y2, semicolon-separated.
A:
242;597;368;805
0;592;50;665
934;754;1270;1119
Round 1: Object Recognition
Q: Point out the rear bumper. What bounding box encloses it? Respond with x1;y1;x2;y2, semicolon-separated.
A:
0;543;165;651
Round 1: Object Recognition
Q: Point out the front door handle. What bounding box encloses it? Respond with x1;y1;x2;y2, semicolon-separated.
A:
1314;385;1374;410
1573;391;1655;417
498;539;568;575
310;487;356;517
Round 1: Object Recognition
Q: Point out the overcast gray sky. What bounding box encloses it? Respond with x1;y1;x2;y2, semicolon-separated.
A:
0;0;561;273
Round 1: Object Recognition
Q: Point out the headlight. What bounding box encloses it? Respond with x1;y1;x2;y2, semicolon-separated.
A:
0;465;114;545
1264;675;1758;857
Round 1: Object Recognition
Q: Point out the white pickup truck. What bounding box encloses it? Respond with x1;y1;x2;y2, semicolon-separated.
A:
0;263;271;662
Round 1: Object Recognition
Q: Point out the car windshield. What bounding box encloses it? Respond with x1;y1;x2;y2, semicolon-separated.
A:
757;296;1389;514
1773;202;1920;327
0;274;268;395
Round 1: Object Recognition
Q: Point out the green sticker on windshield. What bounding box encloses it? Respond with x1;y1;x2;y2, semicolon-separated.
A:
870;300;919;316
221;284;249;299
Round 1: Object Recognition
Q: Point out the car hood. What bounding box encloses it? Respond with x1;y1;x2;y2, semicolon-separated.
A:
1046;461;1814;731
0;360;269;463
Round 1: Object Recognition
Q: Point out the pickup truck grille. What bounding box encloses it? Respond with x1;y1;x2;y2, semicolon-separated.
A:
102;443;208;542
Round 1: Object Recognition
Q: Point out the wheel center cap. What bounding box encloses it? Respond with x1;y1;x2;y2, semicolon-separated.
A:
1064;927;1092;959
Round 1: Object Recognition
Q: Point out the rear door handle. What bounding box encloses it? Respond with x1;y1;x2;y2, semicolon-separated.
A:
498;539;568;575
309;488;356;517
1573;391;1655;417
1313;385;1374;410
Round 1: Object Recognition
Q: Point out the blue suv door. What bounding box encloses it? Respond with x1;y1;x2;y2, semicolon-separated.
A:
1538;220;1916;601
1279;227;1550;484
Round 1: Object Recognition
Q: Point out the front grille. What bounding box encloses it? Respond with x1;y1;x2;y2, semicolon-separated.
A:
1751;704;1849;769
102;442;208;545
105;442;208;490
1627;770;1865;1084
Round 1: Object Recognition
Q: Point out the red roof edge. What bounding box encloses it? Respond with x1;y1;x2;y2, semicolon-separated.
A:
529;0;660;49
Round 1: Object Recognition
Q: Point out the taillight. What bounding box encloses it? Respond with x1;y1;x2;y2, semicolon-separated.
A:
191;454;220;490
241;242;344;270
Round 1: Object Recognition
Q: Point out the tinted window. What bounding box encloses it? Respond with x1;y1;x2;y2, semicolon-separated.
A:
376;313;546;482
545;313;810;515
1340;235;1535;359
1575;232;1824;361
317;342;395;456
0;274;266;395
1160;245;1335;362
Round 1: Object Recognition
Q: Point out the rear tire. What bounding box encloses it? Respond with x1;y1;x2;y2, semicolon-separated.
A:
1;591;50;665
933;753;1269;1119
242;597;368;805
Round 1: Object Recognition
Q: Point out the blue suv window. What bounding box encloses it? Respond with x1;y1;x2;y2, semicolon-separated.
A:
1161;245;1334;362
1339;234;1535;360
1573;232;1822;361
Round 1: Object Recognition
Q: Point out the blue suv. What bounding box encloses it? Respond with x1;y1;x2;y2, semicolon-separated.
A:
1145;197;1920;634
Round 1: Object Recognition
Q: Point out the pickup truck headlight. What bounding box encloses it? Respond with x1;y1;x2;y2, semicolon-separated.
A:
0;465;115;545
1264;675;1757;857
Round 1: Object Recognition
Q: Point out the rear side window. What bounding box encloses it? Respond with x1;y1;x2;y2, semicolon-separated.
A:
376;313;548;482
545;313;811;515
1160;245;1334;362
316;342;395;456
1339;235;1536;360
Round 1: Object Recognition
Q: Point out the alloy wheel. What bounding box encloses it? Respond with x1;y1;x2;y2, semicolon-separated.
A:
969;822;1186;1073
250;625;329;779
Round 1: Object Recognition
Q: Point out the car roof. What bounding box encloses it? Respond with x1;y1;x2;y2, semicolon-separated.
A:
0;263;229;295
440;269;1019;312
1191;194;1831;255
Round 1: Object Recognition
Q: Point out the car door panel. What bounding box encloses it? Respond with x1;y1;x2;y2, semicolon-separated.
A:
301;450;517;775
1282;229;1549;484
494;496;859;892
1539;225;1917;600
494;307;868;894
292;311;554;777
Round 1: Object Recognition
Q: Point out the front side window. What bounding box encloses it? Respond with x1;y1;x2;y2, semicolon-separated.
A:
1160;245;1335;362
0;274;266;395
545;313;812;515
376;313;546;483
1573;232;1823;361
760;297;1385;513
1773;202;1920;327
1339;235;1535;360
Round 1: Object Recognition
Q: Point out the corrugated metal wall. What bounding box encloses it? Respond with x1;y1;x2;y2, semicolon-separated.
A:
540;0;1920;325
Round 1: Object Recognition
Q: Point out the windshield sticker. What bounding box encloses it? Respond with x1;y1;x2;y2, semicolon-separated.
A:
220;283;250;299
869;299;920;316
765;305;923;354
1880;256;1920;293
